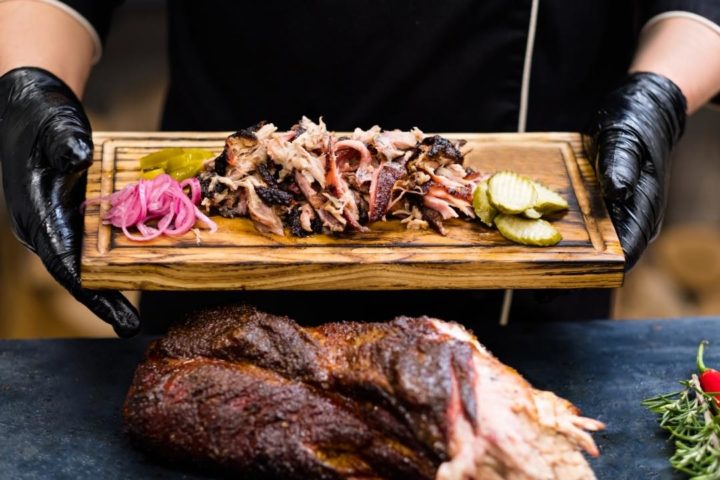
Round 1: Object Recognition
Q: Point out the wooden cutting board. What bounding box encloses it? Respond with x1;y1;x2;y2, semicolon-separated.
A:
81;132;624;290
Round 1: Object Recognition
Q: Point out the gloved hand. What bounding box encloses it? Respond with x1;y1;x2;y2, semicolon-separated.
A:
587;71;687;270
0;67;140;337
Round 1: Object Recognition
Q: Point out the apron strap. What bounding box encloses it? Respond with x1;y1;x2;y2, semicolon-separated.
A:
499;289;513;326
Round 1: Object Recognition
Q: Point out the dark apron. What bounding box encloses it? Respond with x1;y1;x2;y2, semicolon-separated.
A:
141;0;619;332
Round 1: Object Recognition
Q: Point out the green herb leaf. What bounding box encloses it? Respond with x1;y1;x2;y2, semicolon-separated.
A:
643;375;720;479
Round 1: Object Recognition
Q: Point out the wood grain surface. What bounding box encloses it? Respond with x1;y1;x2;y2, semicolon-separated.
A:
81;132;624;290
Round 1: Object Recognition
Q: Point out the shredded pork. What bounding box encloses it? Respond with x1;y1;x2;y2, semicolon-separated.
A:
199;117;480;236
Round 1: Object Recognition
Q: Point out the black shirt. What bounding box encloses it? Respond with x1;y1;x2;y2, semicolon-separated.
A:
70;0;720;133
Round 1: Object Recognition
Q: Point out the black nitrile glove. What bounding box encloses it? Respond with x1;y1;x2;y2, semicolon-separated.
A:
0;67;140;337
588;71;687;270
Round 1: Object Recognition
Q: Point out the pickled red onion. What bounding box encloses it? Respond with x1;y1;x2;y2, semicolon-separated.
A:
89;174;216;241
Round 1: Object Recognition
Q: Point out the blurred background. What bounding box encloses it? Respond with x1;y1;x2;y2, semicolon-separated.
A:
1;0;719;337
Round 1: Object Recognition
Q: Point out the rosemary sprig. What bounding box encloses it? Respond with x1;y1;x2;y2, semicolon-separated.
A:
642;374;720;479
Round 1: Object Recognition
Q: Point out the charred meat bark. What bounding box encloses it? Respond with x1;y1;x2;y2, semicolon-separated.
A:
255;186;293;206
420;135;464;162
421;205;448;235
286;204;322;237
368;163;406;222
124;306;603;480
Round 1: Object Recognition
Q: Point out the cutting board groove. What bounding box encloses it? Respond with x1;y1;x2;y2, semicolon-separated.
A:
81;132;624;290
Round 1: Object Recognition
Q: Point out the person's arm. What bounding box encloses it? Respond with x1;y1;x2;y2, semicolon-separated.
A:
0;0;96;96
589;9;720;270
631;16;720;114
0;0;139;336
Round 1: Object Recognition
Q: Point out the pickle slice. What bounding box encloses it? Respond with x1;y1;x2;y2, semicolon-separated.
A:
531;181;568;214
488;172;537;214
472;181;497;227
523;208;542;219
495;214;562;246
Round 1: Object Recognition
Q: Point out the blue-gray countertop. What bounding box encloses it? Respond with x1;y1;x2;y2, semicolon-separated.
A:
2;317;719;479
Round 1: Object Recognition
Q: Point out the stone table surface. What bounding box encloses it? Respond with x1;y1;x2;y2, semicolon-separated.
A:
2;317;719;479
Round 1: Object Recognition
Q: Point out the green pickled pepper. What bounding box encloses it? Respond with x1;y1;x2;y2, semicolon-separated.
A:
138;148;215;181
140;168;166;180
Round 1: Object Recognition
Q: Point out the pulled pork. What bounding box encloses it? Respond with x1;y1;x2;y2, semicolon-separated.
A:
199;118;479;236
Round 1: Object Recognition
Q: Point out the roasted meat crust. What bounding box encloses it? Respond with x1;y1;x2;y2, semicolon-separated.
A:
420;135;463;162
368;163;406;222
255;186;293;206
124;306;603;480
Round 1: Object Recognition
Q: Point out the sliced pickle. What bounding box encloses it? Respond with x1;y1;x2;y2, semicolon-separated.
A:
523;208;542;219
531;181;568;214
488;171;537;214
472;181;497;227
495;214;562;246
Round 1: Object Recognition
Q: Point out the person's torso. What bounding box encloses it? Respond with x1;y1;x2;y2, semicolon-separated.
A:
162;0;640;133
